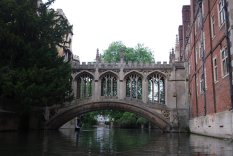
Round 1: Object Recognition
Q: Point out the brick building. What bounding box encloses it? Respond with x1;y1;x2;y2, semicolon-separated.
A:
177;0;233;138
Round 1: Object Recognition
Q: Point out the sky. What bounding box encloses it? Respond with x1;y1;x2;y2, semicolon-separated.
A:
47;0;190;63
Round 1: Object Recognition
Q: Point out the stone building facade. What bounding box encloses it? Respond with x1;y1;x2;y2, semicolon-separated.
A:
56;9;74;62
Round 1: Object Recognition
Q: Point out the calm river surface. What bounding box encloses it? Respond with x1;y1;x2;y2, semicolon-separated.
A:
0;127;233;156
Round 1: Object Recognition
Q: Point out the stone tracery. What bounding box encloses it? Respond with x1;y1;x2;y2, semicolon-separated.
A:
76;73;93;99
101;73;117;97
125;72;142;99
148;72;165;104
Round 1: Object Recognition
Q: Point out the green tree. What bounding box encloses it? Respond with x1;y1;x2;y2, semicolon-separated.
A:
102;41;154;63
136;117;148;129
81;111;98;127
101;41;127;62
117;112;137;128
0;0;73;128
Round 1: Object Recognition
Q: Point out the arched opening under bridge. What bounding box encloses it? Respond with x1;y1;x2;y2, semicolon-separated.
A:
46;101;172;131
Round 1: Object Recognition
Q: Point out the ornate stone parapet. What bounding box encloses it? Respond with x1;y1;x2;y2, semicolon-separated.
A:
71;61;174;71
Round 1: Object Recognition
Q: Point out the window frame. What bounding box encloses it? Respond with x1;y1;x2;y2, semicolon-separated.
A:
213;57;218;83
195;45;198;63
218;0;226;26
196;73;199;96
221;48;229;77
200;68;207;94
203;32;206;51
200;74;204;94
199;41;202;59
211;15;216;38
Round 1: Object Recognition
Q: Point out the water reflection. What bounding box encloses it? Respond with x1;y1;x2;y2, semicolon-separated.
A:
190;134;233;156
59;127;155;155
0;128;232;155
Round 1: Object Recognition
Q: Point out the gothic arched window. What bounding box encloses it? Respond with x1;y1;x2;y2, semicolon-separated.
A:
126;73;142;99
148;73;165;104
76;73;93;99
101;73;117;97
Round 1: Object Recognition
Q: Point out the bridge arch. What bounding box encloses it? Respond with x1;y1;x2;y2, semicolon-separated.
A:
46;100;172;131
74;70;95;80
99;70;119;79
146;70;167;79
124;70;143;79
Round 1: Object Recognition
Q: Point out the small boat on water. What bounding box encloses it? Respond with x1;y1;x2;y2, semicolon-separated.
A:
75;117;82;131
75;125;80;131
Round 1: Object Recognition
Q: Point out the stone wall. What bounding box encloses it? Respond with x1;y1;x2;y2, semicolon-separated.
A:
189;110;233;138
190;133;233;155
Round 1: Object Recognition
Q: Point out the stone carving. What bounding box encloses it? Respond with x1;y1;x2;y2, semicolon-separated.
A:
161;109;170;120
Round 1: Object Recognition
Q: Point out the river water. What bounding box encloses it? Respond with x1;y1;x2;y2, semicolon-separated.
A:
0;127;232;156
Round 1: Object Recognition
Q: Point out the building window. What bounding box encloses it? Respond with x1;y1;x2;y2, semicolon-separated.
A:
195;20;197;36
221;48;229;77
205;68;207;89
211;15;215;38
197;10;202;29
203;32;206;51
77;73;93;99
126;73;142;99
195;45;198;63
199;31;206;59
202;1;205;17
218;0;226;26
196;74;199;95
200;69;207;94
199;42;202;59
101;73;117;97
213;58;218;82
148;72;165;104
200;75;205;94
200;74;205;93
189;64;191;75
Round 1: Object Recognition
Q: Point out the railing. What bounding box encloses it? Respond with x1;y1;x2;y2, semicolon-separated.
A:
71;61;173;70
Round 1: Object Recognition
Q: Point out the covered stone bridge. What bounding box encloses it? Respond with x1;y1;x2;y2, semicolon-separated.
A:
46;59;189;131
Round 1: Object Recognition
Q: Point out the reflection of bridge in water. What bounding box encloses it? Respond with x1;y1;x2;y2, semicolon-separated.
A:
46;57;189;131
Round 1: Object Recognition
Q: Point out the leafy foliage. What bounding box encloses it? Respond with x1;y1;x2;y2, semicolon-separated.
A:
116;112;137;128
102;41;155;63
0;0;73;113
136;117;148;125
81;111;98;127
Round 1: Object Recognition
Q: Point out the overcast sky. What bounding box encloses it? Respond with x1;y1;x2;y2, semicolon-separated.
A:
47;0;190;62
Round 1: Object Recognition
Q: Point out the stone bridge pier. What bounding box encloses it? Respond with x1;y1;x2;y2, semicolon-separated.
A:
46;59;189;132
